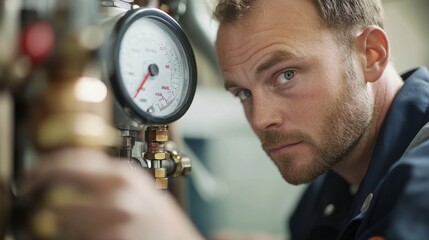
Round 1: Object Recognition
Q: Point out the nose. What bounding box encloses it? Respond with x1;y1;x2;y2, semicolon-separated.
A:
247;93;283;132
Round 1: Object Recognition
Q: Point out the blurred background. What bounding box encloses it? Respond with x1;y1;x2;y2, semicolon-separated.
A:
174;0;429;238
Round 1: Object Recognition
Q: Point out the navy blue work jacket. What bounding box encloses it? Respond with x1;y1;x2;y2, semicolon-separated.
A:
289;67;429;240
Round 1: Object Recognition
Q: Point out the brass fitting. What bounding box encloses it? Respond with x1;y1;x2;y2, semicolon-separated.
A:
170;150;192;177
154;178;168;189
154;168;166;178
143;126;192;189
144;151;171;160
148;168;168;189
31;77;120;151
144;125;170;189
145;126;169;142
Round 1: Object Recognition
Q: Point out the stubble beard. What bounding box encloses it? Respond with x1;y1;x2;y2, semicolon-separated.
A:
261;57;374;185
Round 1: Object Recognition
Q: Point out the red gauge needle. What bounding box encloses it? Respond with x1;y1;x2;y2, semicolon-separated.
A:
134;64;159;99
134;71;151;99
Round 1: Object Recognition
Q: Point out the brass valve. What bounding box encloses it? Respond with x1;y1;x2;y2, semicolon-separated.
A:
144;125;170;189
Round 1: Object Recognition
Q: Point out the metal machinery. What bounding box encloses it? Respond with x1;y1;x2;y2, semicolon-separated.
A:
100;1;196;189
0;0;196;238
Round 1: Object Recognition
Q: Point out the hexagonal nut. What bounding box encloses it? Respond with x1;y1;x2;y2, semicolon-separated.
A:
145;128;169;142
144;152;171;160
180;156;192;176
154;168;167;178
154;178;168;189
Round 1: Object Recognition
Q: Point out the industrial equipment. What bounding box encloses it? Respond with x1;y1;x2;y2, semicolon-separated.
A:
0;0;196;238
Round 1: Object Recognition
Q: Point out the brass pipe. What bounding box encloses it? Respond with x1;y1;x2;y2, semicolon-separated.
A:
22;1;119;239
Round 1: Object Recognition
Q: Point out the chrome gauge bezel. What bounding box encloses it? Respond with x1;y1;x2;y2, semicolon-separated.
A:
110;8;197;124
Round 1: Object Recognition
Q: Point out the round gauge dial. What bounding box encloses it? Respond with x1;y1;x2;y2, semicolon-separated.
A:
111;8;197;124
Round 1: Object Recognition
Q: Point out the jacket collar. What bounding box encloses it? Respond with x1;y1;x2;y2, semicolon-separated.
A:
348;66;429;220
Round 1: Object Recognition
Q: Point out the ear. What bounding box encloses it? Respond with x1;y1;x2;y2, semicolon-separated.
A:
354;26;389;83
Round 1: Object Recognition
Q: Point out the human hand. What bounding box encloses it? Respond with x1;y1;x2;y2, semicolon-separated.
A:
19;148;203;240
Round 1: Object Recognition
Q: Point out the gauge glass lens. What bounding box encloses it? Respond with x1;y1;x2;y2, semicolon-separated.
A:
118;17;189;118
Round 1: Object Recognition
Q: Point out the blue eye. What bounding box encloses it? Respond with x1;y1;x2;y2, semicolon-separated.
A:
237;89;252;101
275;70;296;86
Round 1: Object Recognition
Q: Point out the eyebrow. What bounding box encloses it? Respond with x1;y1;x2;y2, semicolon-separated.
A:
223;50;299;91
255;51;298;76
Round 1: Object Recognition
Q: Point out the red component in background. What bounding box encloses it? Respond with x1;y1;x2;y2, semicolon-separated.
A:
20;21;55;64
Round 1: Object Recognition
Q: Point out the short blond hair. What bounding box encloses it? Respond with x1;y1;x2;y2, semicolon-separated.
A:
214;0;384;46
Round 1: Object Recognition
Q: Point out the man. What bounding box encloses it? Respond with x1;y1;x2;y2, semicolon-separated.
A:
214;0;429;239
19;0;429;239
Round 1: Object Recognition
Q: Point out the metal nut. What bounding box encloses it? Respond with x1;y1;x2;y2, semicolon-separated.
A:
180;156;192;176
145;126;169;142
144;152;170;160
154;178;168;189
154;168;167;178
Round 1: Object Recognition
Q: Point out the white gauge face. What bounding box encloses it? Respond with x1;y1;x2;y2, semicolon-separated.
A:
118;17;189;118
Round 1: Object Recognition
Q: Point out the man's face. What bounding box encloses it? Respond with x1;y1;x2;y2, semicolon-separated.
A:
216;0;374;184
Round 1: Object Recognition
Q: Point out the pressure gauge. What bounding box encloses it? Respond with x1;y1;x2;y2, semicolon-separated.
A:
110;8;197;125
